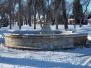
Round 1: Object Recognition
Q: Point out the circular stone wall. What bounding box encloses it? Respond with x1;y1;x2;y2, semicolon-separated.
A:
4;33;88;50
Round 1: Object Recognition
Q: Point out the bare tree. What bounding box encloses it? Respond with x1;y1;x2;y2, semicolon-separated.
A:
73;0;83;27
73;0;90;27
62;0;68;30
34;0;37;29
1;0;90;30
82;0;91;14
27;0;32;26
54;0;61;29
18;0;22;29
8;0;13;29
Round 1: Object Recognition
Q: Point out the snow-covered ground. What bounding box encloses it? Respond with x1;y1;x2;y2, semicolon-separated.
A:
0;24;91;68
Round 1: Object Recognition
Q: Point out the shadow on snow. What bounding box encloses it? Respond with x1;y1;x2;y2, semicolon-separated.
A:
0;56;90;68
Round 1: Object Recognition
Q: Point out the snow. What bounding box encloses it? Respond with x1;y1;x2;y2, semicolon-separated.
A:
88;18;91;21
0;24;91;68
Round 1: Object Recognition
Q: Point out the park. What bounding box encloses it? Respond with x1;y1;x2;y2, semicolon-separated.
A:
0;0;91;68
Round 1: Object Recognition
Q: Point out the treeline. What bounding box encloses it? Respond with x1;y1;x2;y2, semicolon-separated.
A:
0;0;91;29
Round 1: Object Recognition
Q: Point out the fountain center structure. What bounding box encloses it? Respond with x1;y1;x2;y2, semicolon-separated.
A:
4;22;88;50
40;22;52;34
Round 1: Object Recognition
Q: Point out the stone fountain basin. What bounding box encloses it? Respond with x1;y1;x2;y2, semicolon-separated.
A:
4;30;88;50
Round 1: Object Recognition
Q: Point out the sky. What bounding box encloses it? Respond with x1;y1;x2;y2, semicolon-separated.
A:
66;0;91;12
88;4;91;11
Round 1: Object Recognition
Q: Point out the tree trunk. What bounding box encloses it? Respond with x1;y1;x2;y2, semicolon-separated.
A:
55;10;59;29
0;20;1;28
62;0;68;30
38;13;42;27
74;17;76;28
34;0;36;29
34;14;36;29
18;0;22;29
9;13;12;29
28;2;31;26
25;17;27;25
80;18;82;27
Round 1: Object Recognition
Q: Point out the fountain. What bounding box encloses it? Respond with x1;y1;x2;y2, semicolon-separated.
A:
4;22;88;50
